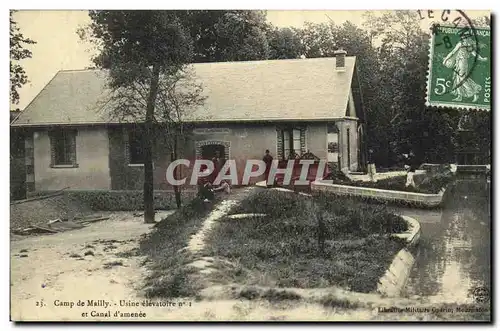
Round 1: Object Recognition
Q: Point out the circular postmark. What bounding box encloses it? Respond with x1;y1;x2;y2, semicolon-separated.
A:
425;10;480;95
470;286;490;304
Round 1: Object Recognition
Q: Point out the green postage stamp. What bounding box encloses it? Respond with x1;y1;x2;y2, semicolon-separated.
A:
426;25;491;110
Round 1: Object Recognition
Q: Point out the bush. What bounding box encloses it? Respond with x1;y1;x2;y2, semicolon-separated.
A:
319;295;359;308
64;190;196;211
261;289;302;302
323;169;351;182
418;167;454;194
230;190;311;218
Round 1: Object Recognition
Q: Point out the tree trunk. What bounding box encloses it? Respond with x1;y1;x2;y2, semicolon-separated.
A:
143;65;161;224
172;134;182;209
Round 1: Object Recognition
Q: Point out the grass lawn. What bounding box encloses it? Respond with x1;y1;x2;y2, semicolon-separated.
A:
324;168;454;194
138;196;216;298
203;190;408;293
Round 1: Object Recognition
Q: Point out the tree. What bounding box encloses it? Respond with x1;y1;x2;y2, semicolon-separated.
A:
102;66;206;209
267;27;304;59
288;11;490;167
361;11;423;165
295;19;381;166
297;22;336;58
82;10;194;223
155;68;206;207
361;10;463;166
10;10;36;109
212;11;270;61
178;10;271;62
364;10;422;51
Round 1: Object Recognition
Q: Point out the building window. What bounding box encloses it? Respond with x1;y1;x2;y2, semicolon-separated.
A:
277;126;306;160
49;129;77;167
278;127;305;160
327;123;339;163
283;128;301;159
128;128;145;165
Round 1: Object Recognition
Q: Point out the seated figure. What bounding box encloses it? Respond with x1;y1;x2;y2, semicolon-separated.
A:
197;165;231;202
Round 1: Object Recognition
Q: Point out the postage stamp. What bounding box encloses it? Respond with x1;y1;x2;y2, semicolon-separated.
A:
426;25;491;110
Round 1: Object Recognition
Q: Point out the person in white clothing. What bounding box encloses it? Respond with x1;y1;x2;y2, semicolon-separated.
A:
405;151;418;188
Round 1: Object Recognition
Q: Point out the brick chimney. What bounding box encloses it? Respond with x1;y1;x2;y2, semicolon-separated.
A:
334;49;347;71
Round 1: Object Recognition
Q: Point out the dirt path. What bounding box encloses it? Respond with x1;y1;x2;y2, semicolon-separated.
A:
9;208;377;321
10;211;174;321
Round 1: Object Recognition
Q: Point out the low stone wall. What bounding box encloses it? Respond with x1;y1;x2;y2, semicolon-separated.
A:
311;180;445;207
377;215;421;297
391;215;421;247
377;248;415;297
455;164;490;173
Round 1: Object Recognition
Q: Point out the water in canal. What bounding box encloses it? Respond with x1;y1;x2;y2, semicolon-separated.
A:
393;178;490;304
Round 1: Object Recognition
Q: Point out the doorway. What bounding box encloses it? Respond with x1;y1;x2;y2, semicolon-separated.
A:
201;144;226;160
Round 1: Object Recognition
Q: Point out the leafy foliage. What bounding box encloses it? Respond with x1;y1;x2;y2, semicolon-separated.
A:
84;11;192;75
280;11;490;167
80;10;491;175
362;11;490;165
267;27;304;59
80;10;201;126
81;11;204;218
10;11;36;108
176;10;271;63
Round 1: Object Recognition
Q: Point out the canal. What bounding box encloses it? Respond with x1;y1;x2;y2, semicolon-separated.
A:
391;178;490;304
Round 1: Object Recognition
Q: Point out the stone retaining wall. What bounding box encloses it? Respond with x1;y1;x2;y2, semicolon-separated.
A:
377;215;421;297
311;180;444;207
377;249;415;297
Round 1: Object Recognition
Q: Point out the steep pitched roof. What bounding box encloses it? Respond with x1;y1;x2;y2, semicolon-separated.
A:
12;57;357;126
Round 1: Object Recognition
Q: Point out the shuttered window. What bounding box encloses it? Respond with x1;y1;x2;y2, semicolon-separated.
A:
277;126;306;160
49;129;77;167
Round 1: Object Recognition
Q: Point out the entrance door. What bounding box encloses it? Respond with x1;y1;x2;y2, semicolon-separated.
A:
201;144;226;160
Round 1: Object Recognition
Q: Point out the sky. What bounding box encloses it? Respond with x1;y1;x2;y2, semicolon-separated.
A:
11;10;490;110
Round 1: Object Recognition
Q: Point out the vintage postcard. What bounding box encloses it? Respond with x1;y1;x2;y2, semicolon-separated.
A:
10;9;491;322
